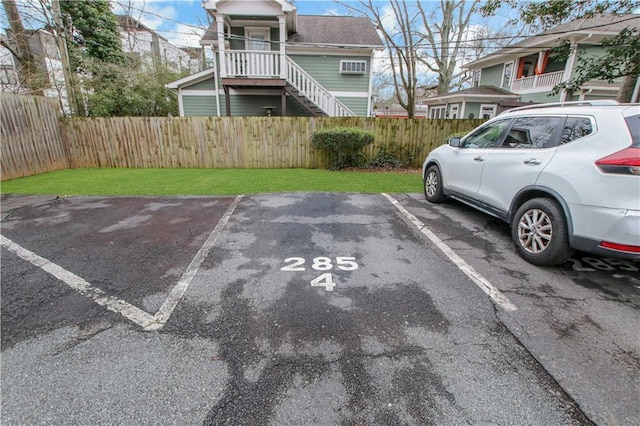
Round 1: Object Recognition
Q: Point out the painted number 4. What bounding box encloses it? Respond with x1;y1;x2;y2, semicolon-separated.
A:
281;257;358;291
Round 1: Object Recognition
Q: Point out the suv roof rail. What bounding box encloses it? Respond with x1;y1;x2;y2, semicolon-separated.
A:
503;100;620;113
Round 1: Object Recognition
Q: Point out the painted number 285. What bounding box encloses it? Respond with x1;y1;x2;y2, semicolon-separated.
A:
281;257;359;291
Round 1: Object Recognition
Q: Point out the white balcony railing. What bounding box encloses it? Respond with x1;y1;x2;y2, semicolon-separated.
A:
224;50;280;78
221;50;355;116
511;70;565;92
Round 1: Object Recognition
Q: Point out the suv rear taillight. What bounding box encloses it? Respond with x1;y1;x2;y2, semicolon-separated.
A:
599;241;640;253
596;147;640;175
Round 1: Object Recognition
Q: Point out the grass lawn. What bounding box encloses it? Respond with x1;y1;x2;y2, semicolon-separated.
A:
0;168;423;196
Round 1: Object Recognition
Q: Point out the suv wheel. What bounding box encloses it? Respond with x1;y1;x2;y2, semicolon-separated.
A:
424;165;445;203
511;198;573;266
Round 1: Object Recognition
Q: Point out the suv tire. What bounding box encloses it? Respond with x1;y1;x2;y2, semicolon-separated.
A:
424;165;445;203
511;198;573;266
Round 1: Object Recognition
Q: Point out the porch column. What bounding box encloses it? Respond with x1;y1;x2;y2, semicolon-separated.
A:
278;15;287;79
223;85;231;116
281;90;287;116
215;13;227;78
560;42;579;102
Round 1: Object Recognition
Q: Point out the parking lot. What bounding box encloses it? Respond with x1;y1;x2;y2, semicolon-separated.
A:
1;193;638;425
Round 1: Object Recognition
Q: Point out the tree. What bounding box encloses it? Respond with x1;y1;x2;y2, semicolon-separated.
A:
341;0;488;117
59;0;126;65
87;57;182;117
342;0;421;118
415;0;479;95
1;0;48;95
481;0;640;102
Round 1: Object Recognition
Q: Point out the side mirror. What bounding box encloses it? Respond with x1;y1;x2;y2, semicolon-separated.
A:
448;137;461;147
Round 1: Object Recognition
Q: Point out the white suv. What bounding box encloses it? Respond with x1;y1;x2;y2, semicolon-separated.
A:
421;101;640;266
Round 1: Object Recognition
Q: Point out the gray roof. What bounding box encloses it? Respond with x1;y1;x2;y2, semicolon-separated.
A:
539;13;639;35
289;15;383;46
421;85;520;105
442;85;518;97
465;14;639;69
201;15;383;47
496;14;639;53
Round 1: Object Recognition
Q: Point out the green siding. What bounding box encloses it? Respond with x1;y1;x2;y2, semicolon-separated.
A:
228;26;279;51
183;78;215;91
519;92;561;103
183;96;217;116
545;57;565;73
288;55;371;92
218;95;313;117
337;97;368;116
464;103;482;119
479;64;504;87
228;95;280;116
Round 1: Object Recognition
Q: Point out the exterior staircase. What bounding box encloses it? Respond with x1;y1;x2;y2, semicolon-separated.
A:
284;57;355;117
221;51;355;117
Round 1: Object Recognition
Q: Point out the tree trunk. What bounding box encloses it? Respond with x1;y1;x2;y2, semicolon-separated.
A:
2;0;47;95
617;74;639;103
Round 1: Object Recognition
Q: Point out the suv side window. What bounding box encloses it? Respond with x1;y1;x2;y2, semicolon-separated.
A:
561;116;594;144
463;119;510;148
501;116;562;149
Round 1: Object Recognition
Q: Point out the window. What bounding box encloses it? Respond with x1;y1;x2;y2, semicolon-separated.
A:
429;106;446;119
450;104;460;119
480;104;497;119
472;70;481;87
463;119;511;148
246;28;270;51
561;117;594;144
340;60;366;74
502;116;563;149
501;62;514;88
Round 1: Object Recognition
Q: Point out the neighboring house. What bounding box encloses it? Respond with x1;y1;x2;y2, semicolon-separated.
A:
421;86;527;120
374;103;427;119
424;14;640;119
0;29;70;114
166;0;383;117
1;18;201;114
118;15;203;74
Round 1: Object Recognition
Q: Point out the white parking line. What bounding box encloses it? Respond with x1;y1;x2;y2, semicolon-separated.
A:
0;195;244;330
148;194;243;330
382;193;517;312
0;235;157;328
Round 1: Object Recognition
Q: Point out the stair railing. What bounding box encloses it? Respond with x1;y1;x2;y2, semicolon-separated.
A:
285;57;355;116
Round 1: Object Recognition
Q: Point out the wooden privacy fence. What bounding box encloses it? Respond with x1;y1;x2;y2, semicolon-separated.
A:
64;116;484;171
1;94;69;180
1;93;485;180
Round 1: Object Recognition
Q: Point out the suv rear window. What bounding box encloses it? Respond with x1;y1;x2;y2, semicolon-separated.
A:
502;116;562;149
561;117;593;144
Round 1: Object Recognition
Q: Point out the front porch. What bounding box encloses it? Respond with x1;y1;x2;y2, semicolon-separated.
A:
219;50;354;117
511;70;565;92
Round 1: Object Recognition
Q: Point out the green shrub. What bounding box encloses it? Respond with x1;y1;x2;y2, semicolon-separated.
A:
364;143;415;169
312;127;375;170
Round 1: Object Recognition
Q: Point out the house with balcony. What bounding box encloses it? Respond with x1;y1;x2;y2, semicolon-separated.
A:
166;0;383;117
422;14;640;119
118;16;203;74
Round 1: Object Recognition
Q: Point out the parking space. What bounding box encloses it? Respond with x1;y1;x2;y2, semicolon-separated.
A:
1;193;637;424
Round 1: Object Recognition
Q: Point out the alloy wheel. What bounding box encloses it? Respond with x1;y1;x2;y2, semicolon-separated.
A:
517;208;553;254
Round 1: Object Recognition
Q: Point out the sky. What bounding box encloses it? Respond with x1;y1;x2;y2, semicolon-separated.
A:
111;0;356;48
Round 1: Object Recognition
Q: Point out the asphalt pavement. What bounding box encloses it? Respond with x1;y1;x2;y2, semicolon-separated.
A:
1;193;638;425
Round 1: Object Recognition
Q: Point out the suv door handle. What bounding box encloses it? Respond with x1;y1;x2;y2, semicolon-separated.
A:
474;156;484;162
524;158;542;165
